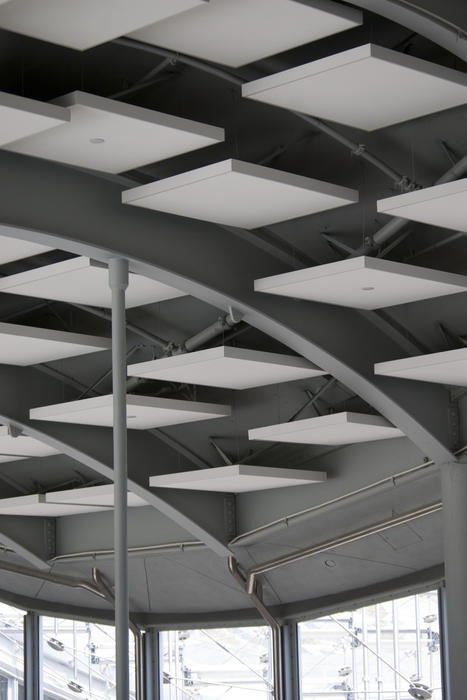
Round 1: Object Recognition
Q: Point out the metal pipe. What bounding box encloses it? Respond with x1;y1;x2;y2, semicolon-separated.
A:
228;557;283;700
0;560;108;600
50;541;205;563
287;378;336;422
247;502;442;580
109;258;130;700
175;308;242;354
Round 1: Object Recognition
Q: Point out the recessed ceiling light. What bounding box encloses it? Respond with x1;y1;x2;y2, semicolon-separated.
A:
90;137;105;144
361;286;375;291
325;559;337;567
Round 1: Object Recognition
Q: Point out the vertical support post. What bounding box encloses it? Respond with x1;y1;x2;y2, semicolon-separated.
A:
24;612;41;700
109;258;129;700
441;461;467;700
281;623;300;700
142;630;160;700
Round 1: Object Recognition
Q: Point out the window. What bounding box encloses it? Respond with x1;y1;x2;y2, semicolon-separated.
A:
298;590;442;699
160;626;273;700
41;616;136;700
0;602;25;700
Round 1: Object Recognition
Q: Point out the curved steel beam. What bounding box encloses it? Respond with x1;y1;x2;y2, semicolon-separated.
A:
0;150;455;464
350;0;467;62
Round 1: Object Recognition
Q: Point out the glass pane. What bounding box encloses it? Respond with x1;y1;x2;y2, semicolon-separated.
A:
298;590;442;699
41;617;136;700
160;626;273;700
0;602;25;699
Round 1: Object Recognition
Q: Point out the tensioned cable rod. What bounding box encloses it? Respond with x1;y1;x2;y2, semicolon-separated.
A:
114;37;416;191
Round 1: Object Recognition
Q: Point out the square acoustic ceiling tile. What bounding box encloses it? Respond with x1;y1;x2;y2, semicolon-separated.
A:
149;464;327;493
248;412;404;445
122;159;358;229
0;235;52;264
127;346;327;390
0;485;147;517
130;0;362;68
0;91;69;146
242;44;467;131
0;425;60;457
0;256;185;309
0;322;111;365
30;394;231;430
0;0;206;51
377;178;467;233
375;347;467;387
254;256;467;310
5;91;224;174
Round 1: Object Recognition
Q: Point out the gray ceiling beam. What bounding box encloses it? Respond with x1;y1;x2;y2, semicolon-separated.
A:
0;150;455;464
0;364;232;558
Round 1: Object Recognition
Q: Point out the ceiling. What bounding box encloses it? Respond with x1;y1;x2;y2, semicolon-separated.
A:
0;0;463;625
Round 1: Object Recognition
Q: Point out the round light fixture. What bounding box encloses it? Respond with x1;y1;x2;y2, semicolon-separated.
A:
324;559;336;568
361;286;375;291
89;137;105;144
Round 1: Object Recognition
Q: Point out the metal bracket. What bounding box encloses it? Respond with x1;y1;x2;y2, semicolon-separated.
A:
224;496;237;541
44;518;56;560
448;402;461;451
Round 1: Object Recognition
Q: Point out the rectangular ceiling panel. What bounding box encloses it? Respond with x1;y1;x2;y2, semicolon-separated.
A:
375;347;467;387
0;91;69;145
0;322;111;365
130;0;362;68
254;256;467;310
243;44;467;131
0;0;206;50
0;257;185;309
0;235;52;264
378;178;467;232
0;425;60;457
30;394;231;429
248;412;404;445
123;159;358;228
149;464;327;493
5;91;224;173
128;346;326;389
0;485;147;517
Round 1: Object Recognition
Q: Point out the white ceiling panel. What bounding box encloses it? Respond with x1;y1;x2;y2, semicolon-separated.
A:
254;256;467;310
150;464;327;493
242;44;467;131
0;485;147;517
0;91;69;145
0;256;185;309
378;178;467;233
375;347;467;387
128;346;326;389
0;235;53;264
130;0;362;68
122;159;358;228
5;91;224;174
0;0;206;50
0;322;111;365
248;412;404;445
0;425;60;457
30;394;231;430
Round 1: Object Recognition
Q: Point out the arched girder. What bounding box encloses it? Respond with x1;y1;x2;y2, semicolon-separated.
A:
0;149;456;465
0;364;233;559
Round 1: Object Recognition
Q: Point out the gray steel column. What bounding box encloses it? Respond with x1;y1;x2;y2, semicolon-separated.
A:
142;630;160;700
109;258;129;700
441;461;467;699
24;612;41;700
281;623;300;700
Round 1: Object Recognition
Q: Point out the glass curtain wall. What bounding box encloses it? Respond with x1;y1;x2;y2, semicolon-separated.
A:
160;626;273;700
41;617;136;700
298;590;442;699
